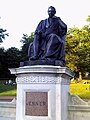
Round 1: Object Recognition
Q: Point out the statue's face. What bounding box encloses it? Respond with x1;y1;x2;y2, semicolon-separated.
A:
48;7;55;18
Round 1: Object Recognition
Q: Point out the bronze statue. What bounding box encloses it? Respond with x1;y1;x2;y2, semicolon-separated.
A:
28;6;67;66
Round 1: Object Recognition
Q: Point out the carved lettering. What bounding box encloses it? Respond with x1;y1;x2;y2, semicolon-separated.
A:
25;92;48;116
26;101;46;106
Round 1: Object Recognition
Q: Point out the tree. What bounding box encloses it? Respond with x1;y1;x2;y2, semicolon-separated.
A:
0;28;8;43
86;15;90;22
0;26;9;79
5;47;21;68
0;47;22;79
0;47;5;70
65;18;90;77
0;47;10;79
20;33;34;61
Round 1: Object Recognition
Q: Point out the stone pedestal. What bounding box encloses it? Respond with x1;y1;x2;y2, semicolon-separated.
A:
11;65;74;120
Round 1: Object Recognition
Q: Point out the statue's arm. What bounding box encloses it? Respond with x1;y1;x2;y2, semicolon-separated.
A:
34;20;43;35
58;17;67;37
34;20;46;36
58;17;67;29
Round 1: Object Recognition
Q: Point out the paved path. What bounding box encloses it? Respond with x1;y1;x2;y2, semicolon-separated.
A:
0;96;16;120
0;96;16;102
0;117;15;120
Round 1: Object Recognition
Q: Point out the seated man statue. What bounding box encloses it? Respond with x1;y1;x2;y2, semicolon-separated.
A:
28;6;67;66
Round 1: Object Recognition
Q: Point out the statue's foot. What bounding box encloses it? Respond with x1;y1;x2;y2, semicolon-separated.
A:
30;56;38;60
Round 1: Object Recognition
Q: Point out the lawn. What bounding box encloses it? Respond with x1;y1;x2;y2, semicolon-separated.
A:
0;80;90;100
0;80;16;96
70;83;90;99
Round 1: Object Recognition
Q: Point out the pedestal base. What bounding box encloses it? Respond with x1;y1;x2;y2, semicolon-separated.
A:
11;65;74;120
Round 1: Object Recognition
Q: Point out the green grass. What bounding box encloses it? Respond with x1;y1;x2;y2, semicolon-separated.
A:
70;80;90;99
0;80;16;96
0;80;90;100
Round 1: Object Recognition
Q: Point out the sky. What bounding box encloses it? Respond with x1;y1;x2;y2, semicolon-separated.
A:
0;0;90;50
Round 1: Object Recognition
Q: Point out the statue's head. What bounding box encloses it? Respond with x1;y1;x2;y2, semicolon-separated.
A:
48;6;56;18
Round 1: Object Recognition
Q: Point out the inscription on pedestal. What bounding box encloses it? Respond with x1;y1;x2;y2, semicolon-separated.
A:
25;92;48;116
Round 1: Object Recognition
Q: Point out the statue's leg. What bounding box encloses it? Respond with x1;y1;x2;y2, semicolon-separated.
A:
43;34;61;59
28;42;33;58
30;35;40;60
58;41;65;64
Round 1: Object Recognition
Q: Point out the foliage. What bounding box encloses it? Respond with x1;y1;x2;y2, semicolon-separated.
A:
0;47;10;79
0;32;34;79
86;15;90;22
0;27;9;79
0;28;8;43
65;20;90;76
0;47;21;79
0;48;5;66
20;33;34;61
5;47;21;68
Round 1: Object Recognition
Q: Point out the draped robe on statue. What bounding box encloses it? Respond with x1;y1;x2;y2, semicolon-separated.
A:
28;16;67;65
